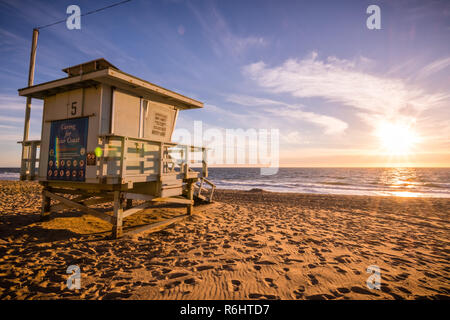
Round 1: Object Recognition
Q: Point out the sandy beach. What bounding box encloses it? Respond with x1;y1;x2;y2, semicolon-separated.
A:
0;180;448;300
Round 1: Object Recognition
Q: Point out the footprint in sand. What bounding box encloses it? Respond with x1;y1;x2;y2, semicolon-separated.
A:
329;289;344;298
196;265;214;272
334;255;351;264
164;280;181;289
337;287;350;294
306;294;335;300
168;272;188;279
396;286;412;295
248;293;280;300
333;266;347;274
184;278;196;285
230;280;241;291
102;291;132;300
293;285;305;299
218;262;232;270
308;274;319;285
264;278;278;289
423;271;437;279
350;286;380;297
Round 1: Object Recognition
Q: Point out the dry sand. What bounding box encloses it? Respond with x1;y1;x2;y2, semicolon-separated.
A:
0;181;449;300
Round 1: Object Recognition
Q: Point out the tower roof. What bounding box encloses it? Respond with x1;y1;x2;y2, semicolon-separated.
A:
18;58;203;110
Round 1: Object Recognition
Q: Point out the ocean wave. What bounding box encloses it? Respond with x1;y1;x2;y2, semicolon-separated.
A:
0;172;20;180
423;183;446;189
320;182;351;186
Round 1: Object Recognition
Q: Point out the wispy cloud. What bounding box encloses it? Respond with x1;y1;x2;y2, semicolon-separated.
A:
243;52;449;122
0;27;28;52
266;106;348;135
227;93;348;135
226;94;282;107
417;56;450;79
0;94;42;111
187;1;267;57
0;115;25;123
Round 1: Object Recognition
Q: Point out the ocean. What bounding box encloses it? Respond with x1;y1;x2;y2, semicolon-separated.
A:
1;167;449;198
208;167;450;198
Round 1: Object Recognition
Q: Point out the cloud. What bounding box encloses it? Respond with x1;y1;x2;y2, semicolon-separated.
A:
187;2;267;57
223;36;267;56
243;52;449;121
226;94;282;107
0;115;24;123
226;93;348;135
0;94;42;111
281;131;309;145
267;107;348;135
417;56;450;79
0;124;16;129
0;27;28;51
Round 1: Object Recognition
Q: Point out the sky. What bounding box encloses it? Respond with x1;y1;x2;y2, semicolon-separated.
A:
0;0;449;167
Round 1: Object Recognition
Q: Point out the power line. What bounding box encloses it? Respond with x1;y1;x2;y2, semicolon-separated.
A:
36;0;132;30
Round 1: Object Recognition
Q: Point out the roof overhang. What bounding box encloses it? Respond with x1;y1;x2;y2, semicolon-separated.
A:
18;68;203;110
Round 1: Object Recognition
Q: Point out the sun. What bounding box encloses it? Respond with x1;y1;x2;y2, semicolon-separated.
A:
375;121;420;156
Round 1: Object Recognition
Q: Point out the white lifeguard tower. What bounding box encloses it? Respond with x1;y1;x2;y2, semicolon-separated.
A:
18;58;215;238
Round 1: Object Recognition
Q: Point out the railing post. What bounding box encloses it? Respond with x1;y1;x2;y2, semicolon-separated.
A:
119;137;127;184
159;142;164;179
19;143;28;180
202;147;208;178
184;145;189;178
29;142;37;180
98;137;104;183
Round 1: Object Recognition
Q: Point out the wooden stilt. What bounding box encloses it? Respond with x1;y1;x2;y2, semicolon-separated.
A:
125;198;133;210
40;188;51;221
43;190;112;223
186;180;194;215
112;191;124;238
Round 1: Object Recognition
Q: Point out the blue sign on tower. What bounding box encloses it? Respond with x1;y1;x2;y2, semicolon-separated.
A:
47;117;89;182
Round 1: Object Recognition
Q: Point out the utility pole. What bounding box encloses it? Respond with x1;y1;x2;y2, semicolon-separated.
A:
20;28;39;180
23;28;39;141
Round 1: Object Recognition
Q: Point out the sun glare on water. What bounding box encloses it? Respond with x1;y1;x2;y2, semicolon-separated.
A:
375;121;420;156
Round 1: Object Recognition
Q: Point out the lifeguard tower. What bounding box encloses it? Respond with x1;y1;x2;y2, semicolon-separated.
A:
18;58;215;238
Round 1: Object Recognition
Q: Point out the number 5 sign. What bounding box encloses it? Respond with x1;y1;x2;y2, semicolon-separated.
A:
67;88;83;118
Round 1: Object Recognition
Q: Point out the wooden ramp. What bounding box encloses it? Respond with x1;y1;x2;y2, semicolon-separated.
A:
193;177;216;203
